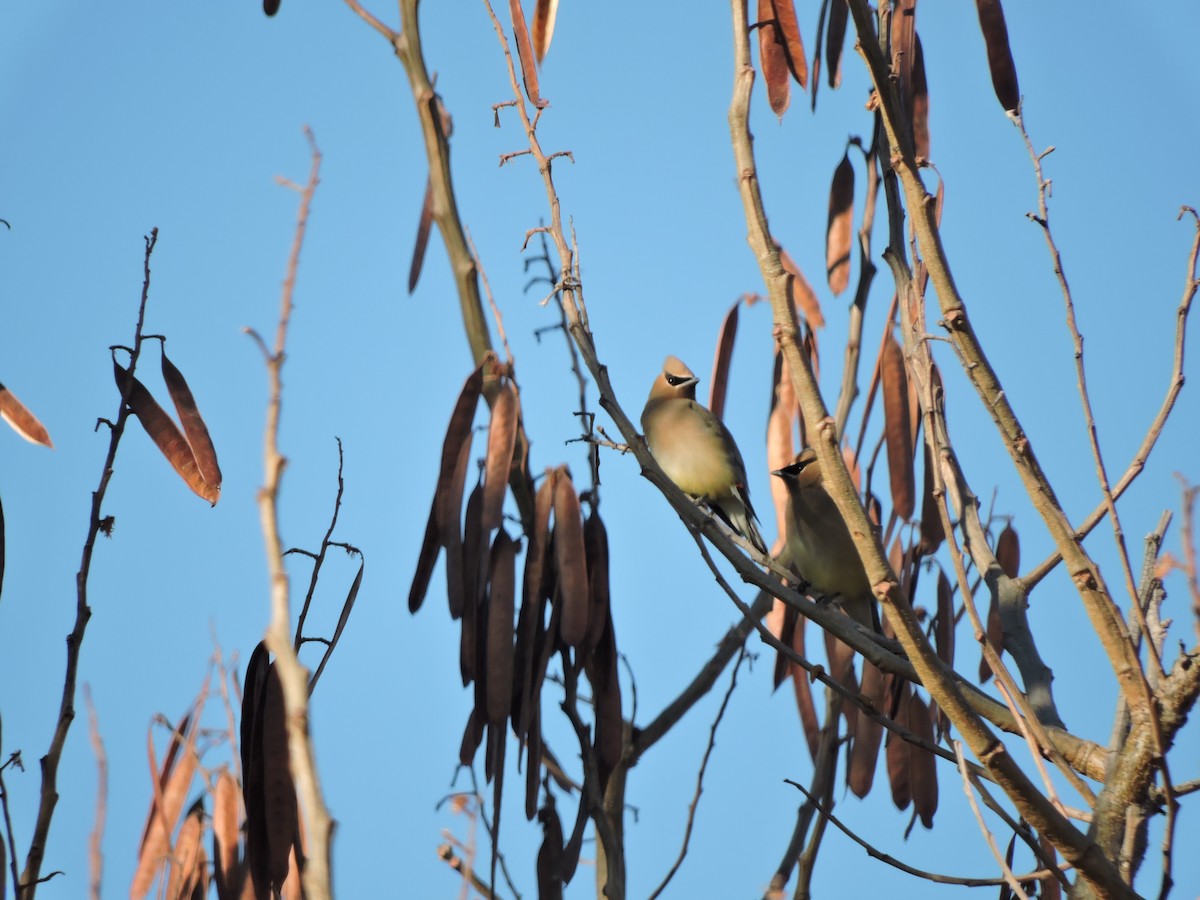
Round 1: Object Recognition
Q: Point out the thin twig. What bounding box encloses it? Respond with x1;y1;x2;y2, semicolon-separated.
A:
294;437;348;651
784;779;1062;888
254;126;334;900
83;686;105;900
20;228;158;899
1018;118;1164;681
953;741;1029;900
647;648;747;900
1023;208;1200;590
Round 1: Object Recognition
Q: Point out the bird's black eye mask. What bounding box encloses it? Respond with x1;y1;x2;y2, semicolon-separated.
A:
666;373;692;386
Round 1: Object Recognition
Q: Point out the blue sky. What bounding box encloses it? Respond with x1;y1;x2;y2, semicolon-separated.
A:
2;2;1198;898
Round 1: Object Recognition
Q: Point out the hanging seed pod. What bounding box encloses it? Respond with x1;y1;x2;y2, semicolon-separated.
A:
408;178;433;294
848;659;887;798
909;693;939;828
132;711;199;899
485;528;517;726
974;0;1020;113
212;770;241;900
826;153;854;296
757;0;791;117
885;681;913;810
509;0;543;106
481;381;518;531
708;301;739;421
771;0;808;87
582;507;610;656
826;0;848;89
0;382;52;447
115;360;218;505
553;469;589;647
161;347;221;493
880;333;914;520
531;0;559;64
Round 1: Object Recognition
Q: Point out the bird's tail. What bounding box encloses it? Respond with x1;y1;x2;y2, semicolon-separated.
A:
722;499;768;556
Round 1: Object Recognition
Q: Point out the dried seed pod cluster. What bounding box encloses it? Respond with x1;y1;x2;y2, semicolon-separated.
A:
114;344;222;506
409;364;621;892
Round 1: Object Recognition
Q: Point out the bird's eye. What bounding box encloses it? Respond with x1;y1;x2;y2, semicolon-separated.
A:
667;375;686;386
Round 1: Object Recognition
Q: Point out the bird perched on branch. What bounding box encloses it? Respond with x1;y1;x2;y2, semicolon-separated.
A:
773;447;879;631
641;355;767;555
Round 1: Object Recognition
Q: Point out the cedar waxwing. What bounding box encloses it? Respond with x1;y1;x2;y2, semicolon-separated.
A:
773;448;878;631
641;355;768;554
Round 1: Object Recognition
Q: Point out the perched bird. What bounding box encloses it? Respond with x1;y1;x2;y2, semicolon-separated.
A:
641;355;767;554
773;448;878;631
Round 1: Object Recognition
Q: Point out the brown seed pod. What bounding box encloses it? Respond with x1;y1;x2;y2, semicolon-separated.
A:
996;523;1020;577
788;610;821;761
133;715;199;899
552;469;589;647
161;347;221;494
974;0;1020;112
825;153;854;296
212;770;241;900
826;0;848;89
708;301;739;422
536;793;565;900
434;365;484;536
582;507;610;656
509;0;543;107
260;665;299;894
758;0;791;117
771;0;808;87
486;528;517;726
848;659;887;798
115;360;219;505
918;442;945;554
443;435;474;619
164;798;205;900
481;380;518;531
908;693;939;828
408;505;441;614
0;382;52;447
885;680;913;810
408;178;433;294
911;33;930;159
531;0;559;64
881;332;915;520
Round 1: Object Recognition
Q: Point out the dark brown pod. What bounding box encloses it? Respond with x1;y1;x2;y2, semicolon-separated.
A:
552;470;589;648
485;529;516;726
974;0;1020;113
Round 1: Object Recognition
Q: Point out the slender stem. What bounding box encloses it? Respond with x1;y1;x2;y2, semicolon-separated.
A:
19;228;157;899
255;127;334;900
